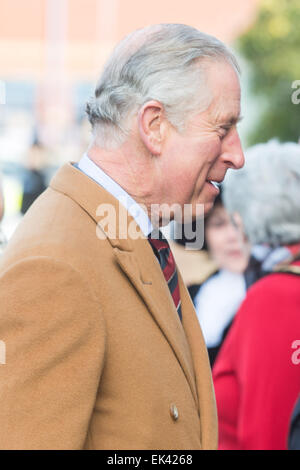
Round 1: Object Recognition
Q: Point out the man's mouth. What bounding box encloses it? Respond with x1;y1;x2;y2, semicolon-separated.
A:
206;180;220;189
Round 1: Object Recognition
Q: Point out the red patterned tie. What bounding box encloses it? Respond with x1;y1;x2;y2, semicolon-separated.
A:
148;229;182;321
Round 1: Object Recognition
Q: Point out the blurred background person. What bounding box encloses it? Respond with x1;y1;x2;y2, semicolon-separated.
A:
0;175;4;220
172;186;266;368
20;137;47;215
187;187;251;367
0;175;7;254
288;395;300;450
213;140;300;450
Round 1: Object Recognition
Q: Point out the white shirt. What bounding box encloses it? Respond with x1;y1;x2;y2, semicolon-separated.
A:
76;153;154;237
194;269;247;348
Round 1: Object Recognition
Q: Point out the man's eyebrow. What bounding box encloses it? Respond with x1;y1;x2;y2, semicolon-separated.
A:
222;114;243;126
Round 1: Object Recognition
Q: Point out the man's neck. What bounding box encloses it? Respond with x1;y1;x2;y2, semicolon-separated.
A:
86;144;161;218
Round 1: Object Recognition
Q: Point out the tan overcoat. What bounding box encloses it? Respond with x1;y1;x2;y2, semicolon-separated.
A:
0;163;217;450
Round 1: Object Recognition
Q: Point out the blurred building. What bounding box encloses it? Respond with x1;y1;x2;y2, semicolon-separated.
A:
0;0;260;161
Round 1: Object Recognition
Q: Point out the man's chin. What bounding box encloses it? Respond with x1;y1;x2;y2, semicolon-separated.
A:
182;203;211;223
170;195;217;223
203;200;216;216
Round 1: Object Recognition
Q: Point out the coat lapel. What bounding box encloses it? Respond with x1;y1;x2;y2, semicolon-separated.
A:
178;269;218;449
113;239;198;408
50;162;199;409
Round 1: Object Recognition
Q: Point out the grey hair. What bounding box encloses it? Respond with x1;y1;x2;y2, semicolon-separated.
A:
223;140;300;247
86;23;240;148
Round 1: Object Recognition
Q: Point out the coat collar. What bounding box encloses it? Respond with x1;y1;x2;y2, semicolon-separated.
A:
50;163;199;409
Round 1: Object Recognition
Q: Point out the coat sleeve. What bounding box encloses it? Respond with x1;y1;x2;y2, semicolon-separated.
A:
0;256;106;449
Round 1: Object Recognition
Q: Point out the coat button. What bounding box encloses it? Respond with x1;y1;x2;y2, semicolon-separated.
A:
170;404;179;421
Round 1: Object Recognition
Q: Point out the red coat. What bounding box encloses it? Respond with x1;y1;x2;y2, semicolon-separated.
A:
213;253;300;450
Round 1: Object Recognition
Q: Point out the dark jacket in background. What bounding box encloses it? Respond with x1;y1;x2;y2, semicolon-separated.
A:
288;397;300;450
21;169;47;215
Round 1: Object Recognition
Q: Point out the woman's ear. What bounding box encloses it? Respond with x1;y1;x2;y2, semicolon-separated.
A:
137;100;166;155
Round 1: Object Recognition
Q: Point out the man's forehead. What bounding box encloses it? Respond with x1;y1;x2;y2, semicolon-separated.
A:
205;60;241;91
207;99;241;125
213;87;241;122
204;62;241;120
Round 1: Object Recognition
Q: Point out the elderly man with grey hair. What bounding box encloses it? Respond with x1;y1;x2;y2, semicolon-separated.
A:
213;140;300;450
0;24;244;449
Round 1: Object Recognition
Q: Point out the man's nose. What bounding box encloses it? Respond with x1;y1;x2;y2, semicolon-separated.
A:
221;128;245;170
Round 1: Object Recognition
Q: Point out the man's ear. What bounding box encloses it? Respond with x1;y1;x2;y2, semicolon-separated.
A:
137;100;167;155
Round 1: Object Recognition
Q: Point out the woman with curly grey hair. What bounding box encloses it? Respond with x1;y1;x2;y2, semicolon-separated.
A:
212;140;300;450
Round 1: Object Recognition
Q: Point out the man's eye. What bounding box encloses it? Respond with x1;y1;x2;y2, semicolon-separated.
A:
219;126;231;139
